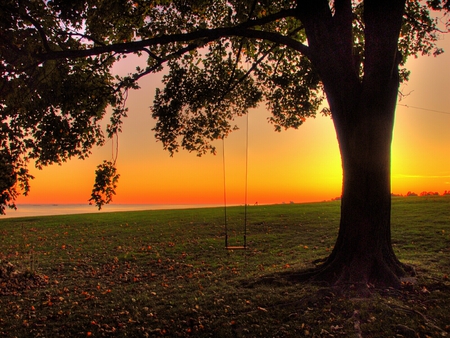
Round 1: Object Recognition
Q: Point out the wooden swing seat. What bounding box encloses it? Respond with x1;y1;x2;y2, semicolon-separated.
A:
225;246;247;250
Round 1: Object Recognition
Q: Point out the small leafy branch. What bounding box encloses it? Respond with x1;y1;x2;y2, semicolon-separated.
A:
89;160;120;210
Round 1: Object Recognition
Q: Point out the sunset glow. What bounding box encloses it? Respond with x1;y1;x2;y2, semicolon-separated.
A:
14;38;450;207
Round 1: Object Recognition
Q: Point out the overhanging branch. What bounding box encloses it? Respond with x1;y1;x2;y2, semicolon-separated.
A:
115;37;215;91
36;9;309;62
21;13;52;52
38;28;309;61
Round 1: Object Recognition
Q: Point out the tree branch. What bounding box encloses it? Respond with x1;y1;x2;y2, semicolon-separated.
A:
38;27;309;60
21;13;51;52
334;0;353;36
295;0;332;23
364;0;406;84
294;0;333;62
115;37;215;91
36;8;309;62
58;31;107;46
403;11;448;34
215;24;307;113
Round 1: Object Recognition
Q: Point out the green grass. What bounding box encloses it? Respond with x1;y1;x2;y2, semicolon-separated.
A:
0;196;449;337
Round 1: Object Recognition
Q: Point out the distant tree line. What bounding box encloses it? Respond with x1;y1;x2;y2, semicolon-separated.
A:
404;191;450;197
334;190;450;200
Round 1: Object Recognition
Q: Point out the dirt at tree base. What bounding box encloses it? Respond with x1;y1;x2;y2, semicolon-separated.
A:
249;259;418;297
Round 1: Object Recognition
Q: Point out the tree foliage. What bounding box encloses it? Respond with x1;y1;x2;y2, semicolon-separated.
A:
0;0;448;213
89;160;120;209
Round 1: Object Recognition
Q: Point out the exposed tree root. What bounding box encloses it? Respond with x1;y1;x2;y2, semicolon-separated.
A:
247;255;416;297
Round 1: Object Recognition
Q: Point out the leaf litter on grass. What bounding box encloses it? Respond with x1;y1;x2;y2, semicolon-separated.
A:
0;197;449;336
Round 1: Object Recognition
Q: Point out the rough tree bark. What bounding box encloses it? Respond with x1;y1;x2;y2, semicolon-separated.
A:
295;0;414;288
319;74;410;289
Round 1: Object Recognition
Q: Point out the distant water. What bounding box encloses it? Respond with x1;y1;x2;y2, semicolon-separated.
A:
0;204;222;219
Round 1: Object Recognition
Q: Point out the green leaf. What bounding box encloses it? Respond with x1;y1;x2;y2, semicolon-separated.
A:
89;161;120;210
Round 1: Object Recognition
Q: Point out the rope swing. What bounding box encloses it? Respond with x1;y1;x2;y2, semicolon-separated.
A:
223;112;249;250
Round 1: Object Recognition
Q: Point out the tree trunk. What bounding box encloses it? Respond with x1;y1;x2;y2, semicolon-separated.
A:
293;0;411;290
318;92;406;289
284;71;416;291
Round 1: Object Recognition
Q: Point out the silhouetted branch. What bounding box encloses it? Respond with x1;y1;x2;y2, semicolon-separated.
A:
36;9;309;62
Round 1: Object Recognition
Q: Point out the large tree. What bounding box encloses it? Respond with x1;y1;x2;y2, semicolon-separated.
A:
1;0;448;288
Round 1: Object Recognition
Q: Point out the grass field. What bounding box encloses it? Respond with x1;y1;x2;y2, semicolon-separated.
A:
0;196;449;337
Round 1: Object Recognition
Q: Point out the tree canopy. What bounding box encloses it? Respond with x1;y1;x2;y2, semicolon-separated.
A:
0;0;448;213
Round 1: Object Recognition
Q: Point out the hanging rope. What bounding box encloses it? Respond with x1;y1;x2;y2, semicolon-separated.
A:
223;112;249;250
222;135;229;247
243;110;249;248
111;131;119;165
111;89;128;166
222;4;256;249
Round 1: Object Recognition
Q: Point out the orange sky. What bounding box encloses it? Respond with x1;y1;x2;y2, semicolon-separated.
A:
15;35;450;206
